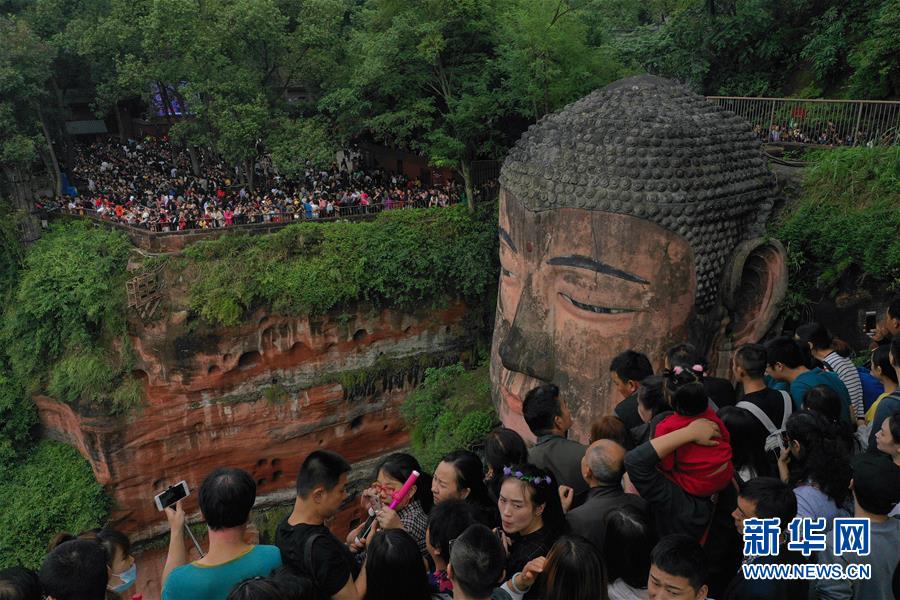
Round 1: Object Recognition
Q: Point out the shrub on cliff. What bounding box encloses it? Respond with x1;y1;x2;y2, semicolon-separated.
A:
774;146;900;320
0;441;110;569
0;220;139;412
182;203;499;326
401;362;496;472
0;370;36;471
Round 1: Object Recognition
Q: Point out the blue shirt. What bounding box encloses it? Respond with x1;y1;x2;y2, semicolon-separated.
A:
162;545;282;600
790;368;852;422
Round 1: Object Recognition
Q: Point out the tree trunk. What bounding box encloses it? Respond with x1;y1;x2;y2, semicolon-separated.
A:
187;146;201;176
460;160;474;213
38;107;62;198
115;103;126;142
246;159;255;191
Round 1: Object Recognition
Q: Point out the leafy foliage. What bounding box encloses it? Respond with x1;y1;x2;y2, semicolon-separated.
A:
609;0;900;98
0;441;110;569
774;147;900;319
400;362;496;472
182;203;499;326
1;220;139;413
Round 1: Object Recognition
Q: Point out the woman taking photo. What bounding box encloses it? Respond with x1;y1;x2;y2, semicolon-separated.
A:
778;410;852;522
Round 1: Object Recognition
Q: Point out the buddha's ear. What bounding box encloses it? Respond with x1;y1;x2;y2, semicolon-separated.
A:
720;238;788;347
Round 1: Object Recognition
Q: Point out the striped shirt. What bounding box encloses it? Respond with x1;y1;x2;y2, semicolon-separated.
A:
824;352;863;418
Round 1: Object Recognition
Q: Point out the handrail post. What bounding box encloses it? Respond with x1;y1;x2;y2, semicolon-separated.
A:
768;100;777;133
852;102;864;146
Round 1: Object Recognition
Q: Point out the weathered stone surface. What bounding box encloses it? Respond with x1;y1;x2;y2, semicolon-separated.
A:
37;301;472;536
491;75;788;442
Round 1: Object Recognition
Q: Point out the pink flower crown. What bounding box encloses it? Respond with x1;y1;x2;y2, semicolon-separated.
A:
503;466;552;486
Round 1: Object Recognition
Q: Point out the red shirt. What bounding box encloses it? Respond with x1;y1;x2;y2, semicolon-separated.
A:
654;407;733;496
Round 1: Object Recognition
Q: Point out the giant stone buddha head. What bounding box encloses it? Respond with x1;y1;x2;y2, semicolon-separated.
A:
491;75;788;442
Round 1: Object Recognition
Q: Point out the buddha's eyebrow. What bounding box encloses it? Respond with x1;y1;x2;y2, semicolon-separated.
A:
548;255;649;284
499;227;518;253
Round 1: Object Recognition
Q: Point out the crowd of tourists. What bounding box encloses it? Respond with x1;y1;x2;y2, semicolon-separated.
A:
50;138;486;231
3;300;900;600
752;121;880;146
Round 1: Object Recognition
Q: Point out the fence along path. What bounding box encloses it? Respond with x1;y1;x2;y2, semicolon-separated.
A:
706;96;900;147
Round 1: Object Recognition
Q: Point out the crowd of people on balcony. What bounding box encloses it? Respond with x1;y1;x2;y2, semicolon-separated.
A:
3;303;900;600
46;138;495;232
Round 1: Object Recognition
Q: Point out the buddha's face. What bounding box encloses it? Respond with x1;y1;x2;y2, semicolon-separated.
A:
491;189;698;442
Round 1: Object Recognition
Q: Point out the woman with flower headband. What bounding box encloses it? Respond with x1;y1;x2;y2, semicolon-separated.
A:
496;463;567;598
652;363;734;497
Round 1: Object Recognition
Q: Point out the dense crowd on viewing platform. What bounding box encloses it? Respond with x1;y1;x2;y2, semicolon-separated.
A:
4;301;900;600
45;138;493;231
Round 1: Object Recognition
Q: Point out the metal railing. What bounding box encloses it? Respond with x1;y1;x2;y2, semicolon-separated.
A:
706;96;900;147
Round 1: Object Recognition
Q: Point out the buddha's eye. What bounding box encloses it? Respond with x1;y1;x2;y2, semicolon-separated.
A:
560;292;637;315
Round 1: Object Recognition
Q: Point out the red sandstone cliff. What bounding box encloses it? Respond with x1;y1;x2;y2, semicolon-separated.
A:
37;300;472;538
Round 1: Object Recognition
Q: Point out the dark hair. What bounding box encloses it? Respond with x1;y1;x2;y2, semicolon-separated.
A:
540;536;608;600
852;453;900;515
199;467;257;530
803;384;843;423
610;350;653;383
889;414;900;442
589;415;629;446
717;406;769;478
664;365;707;416
872;344;899;384
636;376;668;419
439;450;494;511
296;450;351;498
375;453;433;514
734;344;767;379
39;540;109;600
227;578;289;600
267;567;315;600
796;322;832;351
665;343;705;370
523;384;563;435
427;499;476;561
802;385;858;453
765;337;806;369
76;528;130;569
365;529;431;600
0;567;41;600
650;534;707;592
500;464;568;539
784;410;851;507
739;477;797;524
603;505;655;589
449;524;505;598
888;297;900;321
484;428;528;476
892;337;900;368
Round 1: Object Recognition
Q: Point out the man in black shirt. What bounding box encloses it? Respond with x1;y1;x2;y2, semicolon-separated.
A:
724;477;808;600
610;350;654;431
732;344;791;446
276;451;361;600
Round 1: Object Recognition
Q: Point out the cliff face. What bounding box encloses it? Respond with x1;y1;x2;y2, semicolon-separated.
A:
36;300;472;537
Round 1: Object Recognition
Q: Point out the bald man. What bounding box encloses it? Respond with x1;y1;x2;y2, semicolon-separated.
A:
565;439;648;549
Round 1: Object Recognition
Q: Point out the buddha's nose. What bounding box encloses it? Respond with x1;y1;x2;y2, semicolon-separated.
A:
498;276;555;382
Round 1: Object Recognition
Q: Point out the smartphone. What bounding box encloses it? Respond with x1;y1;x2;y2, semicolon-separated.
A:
864;311;877;336
154;480;190;511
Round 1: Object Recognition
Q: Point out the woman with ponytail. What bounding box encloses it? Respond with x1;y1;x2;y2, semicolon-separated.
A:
778;409;852;522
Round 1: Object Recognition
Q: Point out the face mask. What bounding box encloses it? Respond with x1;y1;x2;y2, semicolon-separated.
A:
110;563;137;593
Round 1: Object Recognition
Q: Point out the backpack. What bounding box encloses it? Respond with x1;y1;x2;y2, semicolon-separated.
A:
737;390;793;453
301;532;328;600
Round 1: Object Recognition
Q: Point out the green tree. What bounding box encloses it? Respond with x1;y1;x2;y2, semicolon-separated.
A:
0;16;60;204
